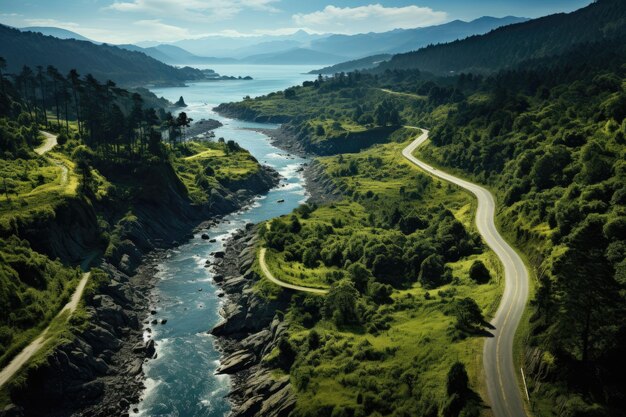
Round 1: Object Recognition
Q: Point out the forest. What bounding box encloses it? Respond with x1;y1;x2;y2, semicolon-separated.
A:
376;0;626;75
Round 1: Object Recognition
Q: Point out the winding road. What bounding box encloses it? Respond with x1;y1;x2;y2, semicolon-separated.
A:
403;128;529;417
0;132;93;390
254;123;530;416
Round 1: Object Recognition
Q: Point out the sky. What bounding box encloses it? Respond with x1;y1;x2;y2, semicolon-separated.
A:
0;0;593;44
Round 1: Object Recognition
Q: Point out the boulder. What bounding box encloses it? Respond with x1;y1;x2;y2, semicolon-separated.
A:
216;350;256;374
258;385;296;417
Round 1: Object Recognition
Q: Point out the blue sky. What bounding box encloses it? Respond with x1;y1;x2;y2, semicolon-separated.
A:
0;0;593;43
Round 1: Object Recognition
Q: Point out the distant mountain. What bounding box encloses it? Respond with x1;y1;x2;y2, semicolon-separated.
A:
118;43;173;63
147;16;524;68
20;26;94;42
167;31;328;58
150;44;236;64
231;40;303;59
242;48;346;65
310;54;392;75
0;25;212;86
118;44;237;65
310;16;528;59
376;0;626;75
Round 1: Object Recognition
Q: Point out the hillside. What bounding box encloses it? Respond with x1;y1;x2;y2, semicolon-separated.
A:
0;61;278;415
309;54;392;75
376;0;626;74
0;25;210;87
214;22;626;415
118;43;237;65
21;27;94;42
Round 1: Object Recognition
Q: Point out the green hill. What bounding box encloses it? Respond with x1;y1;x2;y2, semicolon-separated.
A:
0;25;210;87
377;0;626;75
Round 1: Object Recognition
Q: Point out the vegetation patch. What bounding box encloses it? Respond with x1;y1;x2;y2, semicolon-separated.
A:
257;139;502;417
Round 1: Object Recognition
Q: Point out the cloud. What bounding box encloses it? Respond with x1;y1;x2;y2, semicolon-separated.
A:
23;18;81;28
133;19;192;41
105;0;280;21
292;4;447;34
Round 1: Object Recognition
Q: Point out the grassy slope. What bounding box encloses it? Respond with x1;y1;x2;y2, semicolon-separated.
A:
260;139;504;416
172;140;261;204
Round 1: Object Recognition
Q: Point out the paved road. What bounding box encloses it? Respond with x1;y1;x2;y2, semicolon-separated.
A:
402;129;529;417
258;248;328;295
0;271;91;388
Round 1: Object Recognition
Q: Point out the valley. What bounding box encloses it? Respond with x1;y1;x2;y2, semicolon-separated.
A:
0;1;624;417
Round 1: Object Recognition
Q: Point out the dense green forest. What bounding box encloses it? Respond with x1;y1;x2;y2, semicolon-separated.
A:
224;22;626;417
0;25;213;86
419;34;626;417
375;0;626;75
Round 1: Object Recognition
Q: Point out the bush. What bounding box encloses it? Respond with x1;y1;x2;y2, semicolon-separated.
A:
468;260;491;283
323;279;360;326
453;298;484;331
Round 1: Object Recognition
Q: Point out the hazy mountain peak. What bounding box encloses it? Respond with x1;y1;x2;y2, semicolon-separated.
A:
20;26;94;43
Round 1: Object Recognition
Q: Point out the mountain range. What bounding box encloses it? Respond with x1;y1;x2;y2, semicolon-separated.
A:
18;16;527;67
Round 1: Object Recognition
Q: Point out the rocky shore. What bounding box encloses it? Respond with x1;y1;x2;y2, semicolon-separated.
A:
251;127;309;157
185;118;224;139
210;226;296;417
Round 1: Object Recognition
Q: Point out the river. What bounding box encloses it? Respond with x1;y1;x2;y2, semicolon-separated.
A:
132;65;318;417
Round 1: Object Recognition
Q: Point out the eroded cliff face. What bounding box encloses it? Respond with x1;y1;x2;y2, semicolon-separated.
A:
210;227;296;417
2;162;279;417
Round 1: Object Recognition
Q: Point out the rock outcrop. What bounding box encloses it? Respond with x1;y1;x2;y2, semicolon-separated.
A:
211;227;296;417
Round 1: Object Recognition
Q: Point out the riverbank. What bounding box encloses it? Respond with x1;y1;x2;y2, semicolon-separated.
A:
251;127;309;157
207;126;337;417
210;226;296;417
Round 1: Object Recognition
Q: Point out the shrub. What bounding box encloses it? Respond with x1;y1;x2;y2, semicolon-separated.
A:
468;260;491;283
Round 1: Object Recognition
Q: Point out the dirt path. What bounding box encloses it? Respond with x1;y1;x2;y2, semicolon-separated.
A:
34;131;58;155
0;272;91;388
258;248;328;294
